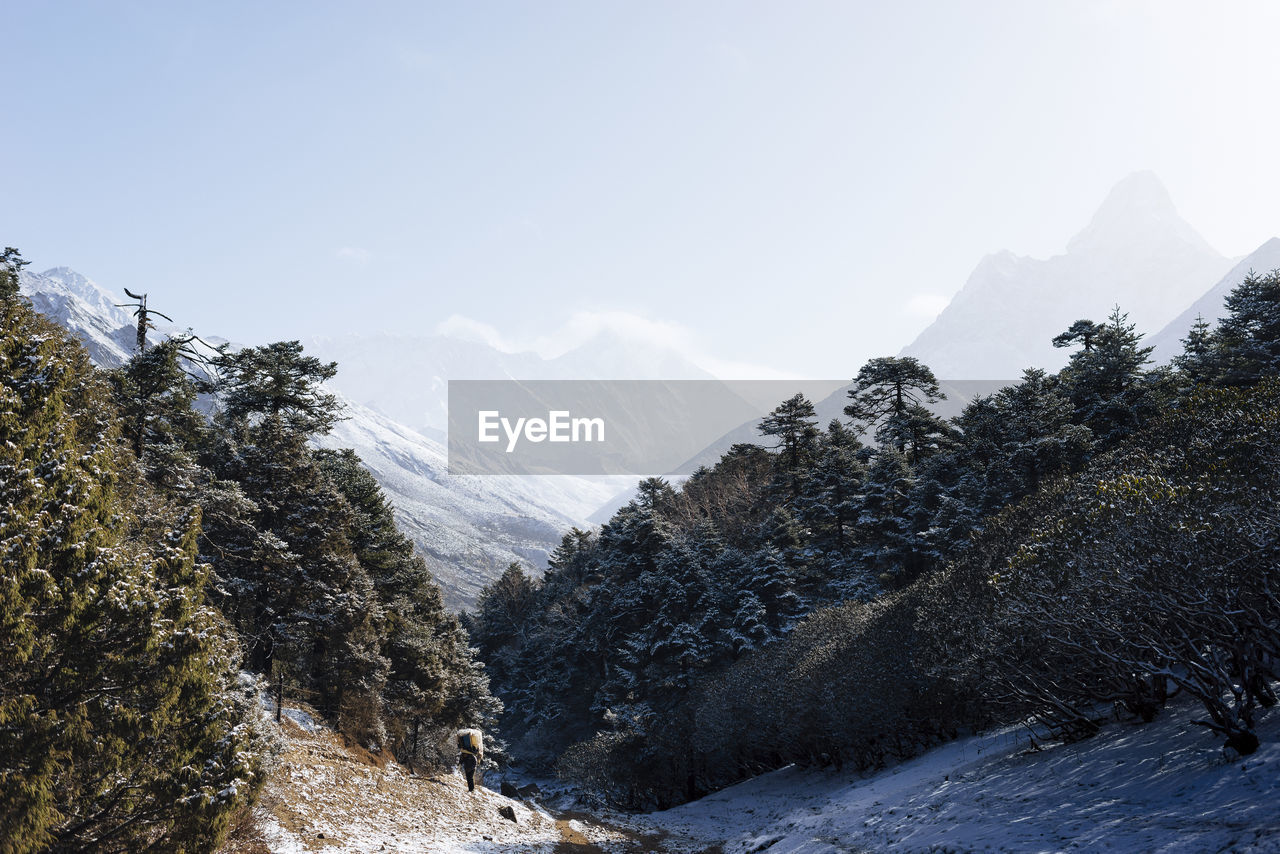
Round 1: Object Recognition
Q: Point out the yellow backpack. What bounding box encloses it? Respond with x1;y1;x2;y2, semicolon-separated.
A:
457;729;483;756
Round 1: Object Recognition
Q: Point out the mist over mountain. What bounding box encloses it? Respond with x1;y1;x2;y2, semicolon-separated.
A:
20;171;1269;607
901;172;1233;378
302;331;713;441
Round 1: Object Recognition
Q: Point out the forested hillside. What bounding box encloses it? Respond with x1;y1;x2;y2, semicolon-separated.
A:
5;235;1279;846
0;250;498;852
471;274;1280;809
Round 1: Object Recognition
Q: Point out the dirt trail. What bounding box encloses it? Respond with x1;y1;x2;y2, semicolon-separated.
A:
547;807;689;854
552;815;605;853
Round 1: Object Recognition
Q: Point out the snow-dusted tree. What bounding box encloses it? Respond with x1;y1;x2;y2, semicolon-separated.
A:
468;561;540;722
912;369;1092;566
1172;314;1218;386
0;300;262;852
854;448;915;581
758;393;820;499
1214;268;1280;386
1055;306;1155;447
844;356;952;462
1;246;29;299
213;339;341;435
206;342;388;738
110;338;208;480
740;544;804;634
795;419;864;560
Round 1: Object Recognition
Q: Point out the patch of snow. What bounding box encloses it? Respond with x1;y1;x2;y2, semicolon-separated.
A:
640;696;1280;853
281;707;323;733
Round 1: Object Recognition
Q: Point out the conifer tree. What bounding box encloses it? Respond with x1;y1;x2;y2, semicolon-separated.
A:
1055;306;1155;446
317;448;502;753
0;300;262;852
1172;314;1217;385
795;419;865;566
207;342;389;735
110;338;208;479
844;357;951;462
1051;319;1101;351
854;448;915;581
758;393;820;499
1214;269;1280;386
1;246;29;299
213;340;341;434
910;369;1091;567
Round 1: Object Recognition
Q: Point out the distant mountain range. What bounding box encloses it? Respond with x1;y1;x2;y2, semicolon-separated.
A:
901;172;1237;378
20;172;1277;605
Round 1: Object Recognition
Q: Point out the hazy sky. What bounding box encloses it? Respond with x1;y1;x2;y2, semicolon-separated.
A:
6;1;1280;377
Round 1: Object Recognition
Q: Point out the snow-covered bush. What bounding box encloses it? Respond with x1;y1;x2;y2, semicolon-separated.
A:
926;381;1280;753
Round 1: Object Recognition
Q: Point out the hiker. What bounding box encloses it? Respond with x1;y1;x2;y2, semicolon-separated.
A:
457;729;483;792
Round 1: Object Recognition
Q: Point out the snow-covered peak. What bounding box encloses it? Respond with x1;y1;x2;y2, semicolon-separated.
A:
37;266;133;324
20;267;136;366
901;172;1231;379
1066;171;1214;257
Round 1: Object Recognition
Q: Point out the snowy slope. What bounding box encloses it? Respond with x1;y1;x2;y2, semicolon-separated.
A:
315;397;617;608
242;683;1280;852
641;695;1280;853
902;172;1232;379
1147;236;1280;364
18;266;614;610
21;267;145;367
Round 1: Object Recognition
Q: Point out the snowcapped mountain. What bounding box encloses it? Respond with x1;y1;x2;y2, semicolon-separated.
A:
22;267;144;365
313;399;616;607
1147;236;1280;364
17;267;616;610
901;172;1233;379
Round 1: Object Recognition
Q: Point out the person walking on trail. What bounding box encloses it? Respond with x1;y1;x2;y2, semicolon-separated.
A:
458;729;483;792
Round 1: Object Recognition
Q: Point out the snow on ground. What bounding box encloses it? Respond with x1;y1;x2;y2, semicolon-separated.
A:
228;694;1280;853
639;696;1280;853
227;700;650;854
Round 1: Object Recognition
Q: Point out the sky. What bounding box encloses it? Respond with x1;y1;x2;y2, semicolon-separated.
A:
5;0;1280;377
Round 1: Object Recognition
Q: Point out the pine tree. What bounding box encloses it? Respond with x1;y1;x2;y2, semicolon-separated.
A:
844;357;951;462
1;247;29;299
1172;314;1217;385
206;342;388;737
854;448;915;582
110;338;208;484
0;300;262;852
758;393;820;499
1051;319;1101;351
1215;269;1280;386
1056;306;1155;446
213;340;341;435
910;369;1091;567
795;420;868;594
741;545;804;634
470;562;540;683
